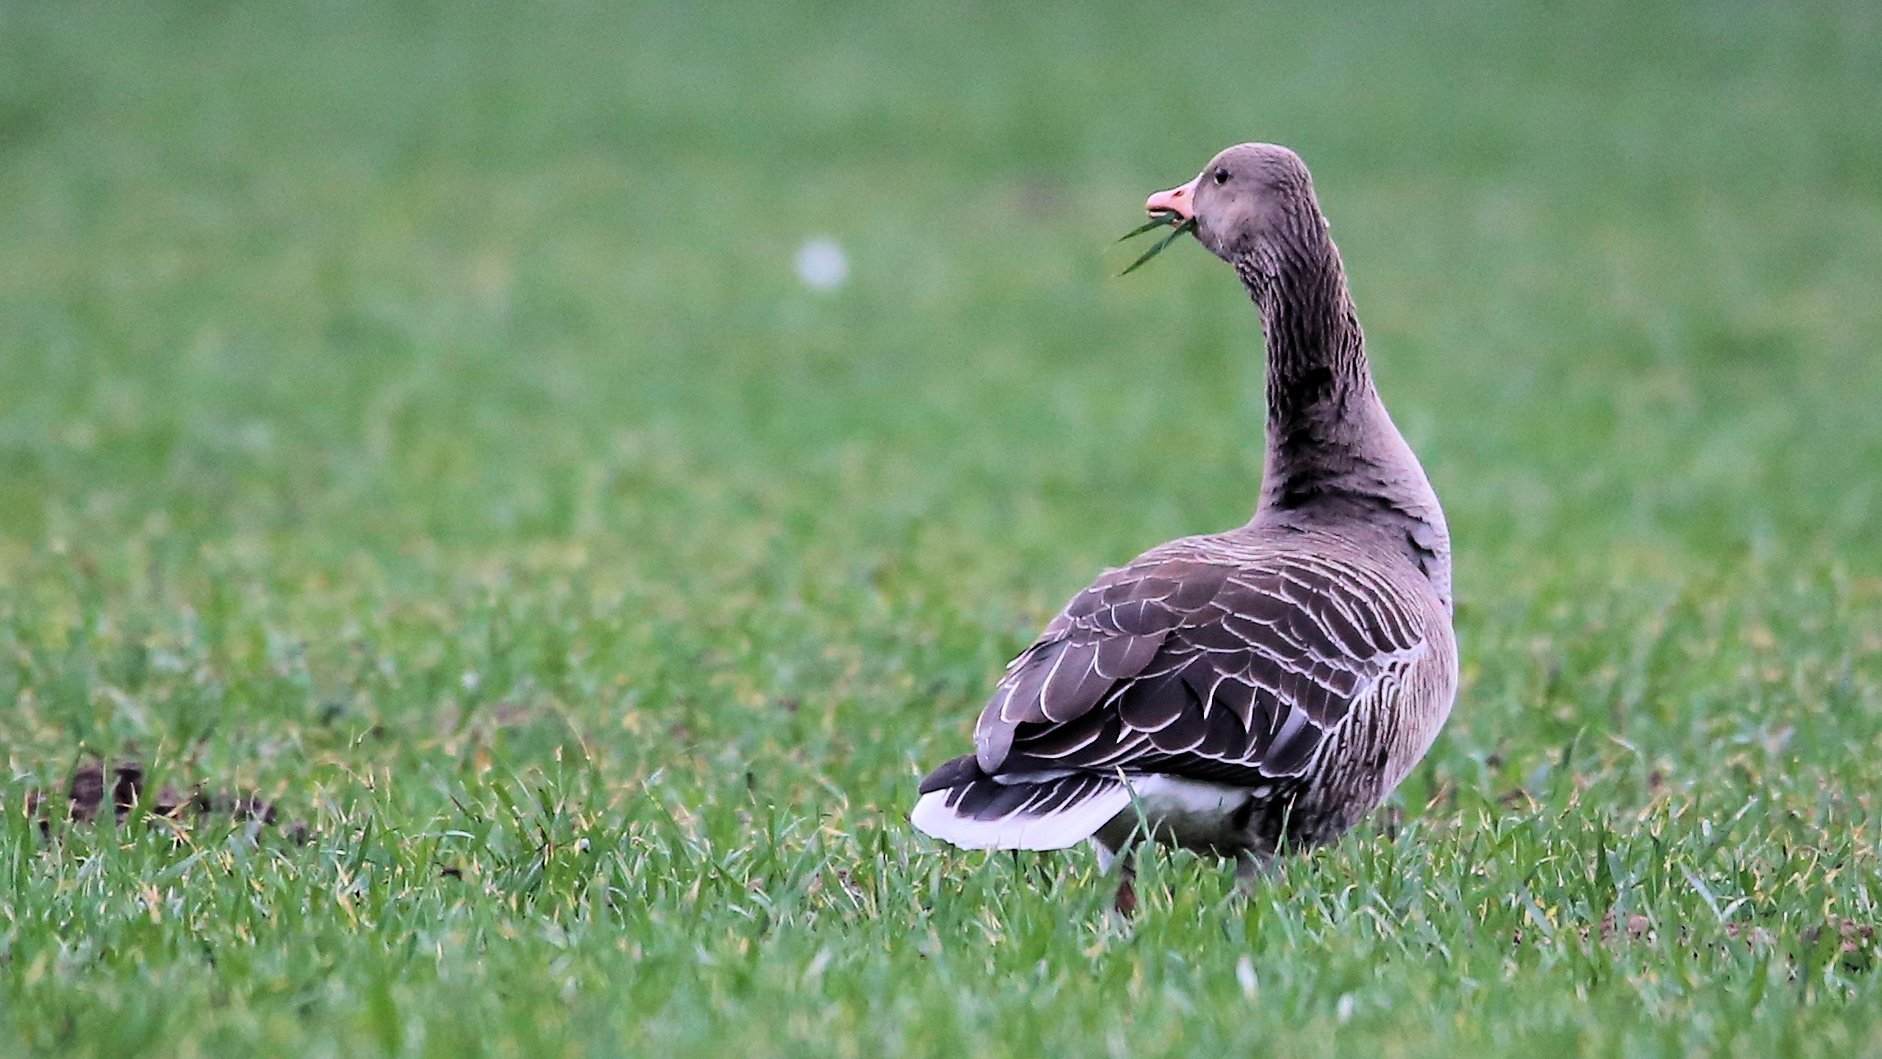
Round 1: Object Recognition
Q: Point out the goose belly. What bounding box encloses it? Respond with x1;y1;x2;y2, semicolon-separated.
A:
1091;776;1275;855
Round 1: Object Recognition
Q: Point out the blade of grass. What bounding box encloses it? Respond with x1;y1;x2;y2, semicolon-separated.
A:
1116;211;1183;241
1119;217;1197;275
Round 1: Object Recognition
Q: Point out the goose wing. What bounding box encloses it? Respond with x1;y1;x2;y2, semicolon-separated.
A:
972;540;1432;787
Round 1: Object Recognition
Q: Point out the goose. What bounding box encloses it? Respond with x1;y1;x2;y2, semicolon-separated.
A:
911;143;1457;912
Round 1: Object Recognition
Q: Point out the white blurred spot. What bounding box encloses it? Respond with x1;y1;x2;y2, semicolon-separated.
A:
804;948;833;984
795;237;849;291
1235;955;1258;998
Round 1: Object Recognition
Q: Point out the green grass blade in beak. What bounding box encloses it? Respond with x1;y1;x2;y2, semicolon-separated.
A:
1119;217;1196;275
1117;212;1180;242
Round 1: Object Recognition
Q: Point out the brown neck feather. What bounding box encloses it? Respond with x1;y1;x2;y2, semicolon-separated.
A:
1232;202;1453;604
1235;208;1378;507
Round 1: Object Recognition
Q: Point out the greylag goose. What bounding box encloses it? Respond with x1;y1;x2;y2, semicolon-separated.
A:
912;144;1456;911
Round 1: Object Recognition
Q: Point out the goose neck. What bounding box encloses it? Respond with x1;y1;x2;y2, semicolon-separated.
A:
1235;226;1377;457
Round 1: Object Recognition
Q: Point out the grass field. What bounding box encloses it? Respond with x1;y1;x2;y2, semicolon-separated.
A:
4;1;1882;1054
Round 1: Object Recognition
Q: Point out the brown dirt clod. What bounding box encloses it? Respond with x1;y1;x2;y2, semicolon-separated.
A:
11;759;306;841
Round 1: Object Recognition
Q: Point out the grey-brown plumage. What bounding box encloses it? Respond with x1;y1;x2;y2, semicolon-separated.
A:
912;144;1457;908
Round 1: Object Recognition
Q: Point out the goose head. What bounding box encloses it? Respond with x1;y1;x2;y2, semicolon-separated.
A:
1144;143;1323;264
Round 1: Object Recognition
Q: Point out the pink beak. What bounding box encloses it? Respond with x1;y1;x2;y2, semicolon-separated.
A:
1144;174;1201;220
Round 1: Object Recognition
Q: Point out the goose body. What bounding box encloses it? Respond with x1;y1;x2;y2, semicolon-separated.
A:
912;144;1457;902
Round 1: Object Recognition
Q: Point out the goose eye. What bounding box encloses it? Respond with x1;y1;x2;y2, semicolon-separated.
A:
1212;168;1230;185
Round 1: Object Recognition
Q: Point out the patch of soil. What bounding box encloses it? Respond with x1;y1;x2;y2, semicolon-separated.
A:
1514;910;1877;973
13;760;308;842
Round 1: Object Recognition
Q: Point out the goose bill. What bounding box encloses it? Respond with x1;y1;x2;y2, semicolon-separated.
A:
1144;174;1201;220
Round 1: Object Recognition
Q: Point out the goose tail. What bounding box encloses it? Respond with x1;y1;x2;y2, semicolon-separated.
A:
911;755;1130;851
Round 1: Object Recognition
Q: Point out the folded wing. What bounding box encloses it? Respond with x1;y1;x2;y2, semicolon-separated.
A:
972;541;1430;790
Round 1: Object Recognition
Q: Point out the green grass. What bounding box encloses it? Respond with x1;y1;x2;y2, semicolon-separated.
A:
3;0;1882;1054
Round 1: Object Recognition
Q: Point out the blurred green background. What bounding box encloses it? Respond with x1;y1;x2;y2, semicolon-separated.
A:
2;1;1880;1056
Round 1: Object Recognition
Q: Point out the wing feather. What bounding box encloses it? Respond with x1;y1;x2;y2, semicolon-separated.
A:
1093;631;1166;680
972;535;1433;788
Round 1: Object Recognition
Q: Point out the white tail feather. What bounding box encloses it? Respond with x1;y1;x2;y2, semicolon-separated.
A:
911;783;1132;851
